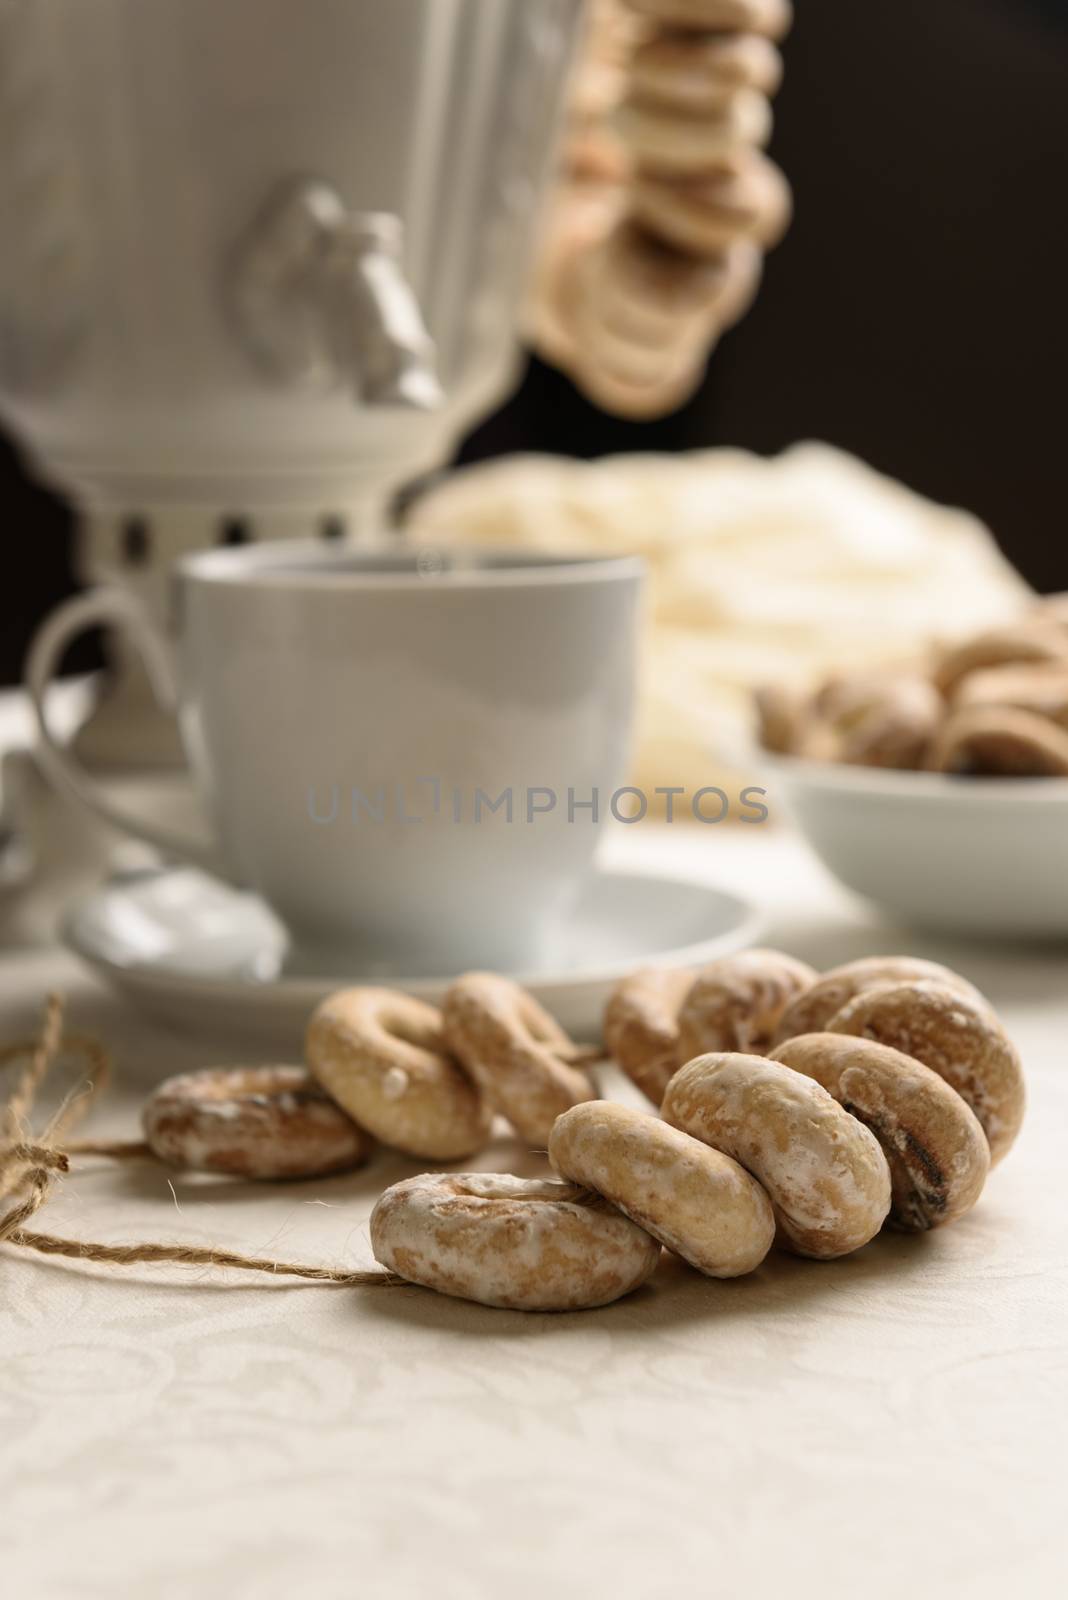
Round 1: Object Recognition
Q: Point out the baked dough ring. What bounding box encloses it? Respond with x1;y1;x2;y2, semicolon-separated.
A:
772;956;984;1047
527;181;625;371
705;238;765;326
677;948;817;1059
581;235;762;382
630;32;784;106
754;681;812;755
581;311;702;387
632;153;791;258
604;965;695;1104
618;90;773;175
769;1034;990;1231
305;988;492;1161
826;979;1025;1165
549;1100;774;1277
369;1172;661;1311
815;673;944;769
926;704;1068;777
142;1066;371;1181
933;622;1068;697
441;973;596;1146
952;664;1068;730
570;347;709;420
663;1053;892;1258
591;220;737;340
623;0;794;41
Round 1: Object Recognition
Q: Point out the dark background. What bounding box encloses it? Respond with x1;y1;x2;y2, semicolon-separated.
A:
3;0;1066;685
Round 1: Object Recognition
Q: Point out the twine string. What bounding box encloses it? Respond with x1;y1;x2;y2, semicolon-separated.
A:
0;994;408;1288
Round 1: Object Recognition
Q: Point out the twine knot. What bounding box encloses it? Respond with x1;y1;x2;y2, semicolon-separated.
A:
0;994;406;1288
0;993;103;1250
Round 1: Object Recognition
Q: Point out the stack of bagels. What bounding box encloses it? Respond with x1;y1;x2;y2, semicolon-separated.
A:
531;0;793;416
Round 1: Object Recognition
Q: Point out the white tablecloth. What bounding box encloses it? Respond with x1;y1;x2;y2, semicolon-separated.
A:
1;816;1065;1599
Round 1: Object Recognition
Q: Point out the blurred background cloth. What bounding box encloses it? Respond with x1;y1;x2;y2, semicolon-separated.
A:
2;0;1067;685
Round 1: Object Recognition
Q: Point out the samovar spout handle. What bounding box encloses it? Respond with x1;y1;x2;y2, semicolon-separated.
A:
229;176;442;410
336;212;442;409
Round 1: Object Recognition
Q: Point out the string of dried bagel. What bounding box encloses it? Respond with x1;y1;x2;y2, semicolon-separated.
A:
0;950;1026;1311
530;0;793;417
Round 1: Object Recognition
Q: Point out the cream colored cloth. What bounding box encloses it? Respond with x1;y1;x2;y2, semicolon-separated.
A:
410;444;1033;794
1;825;1064;1600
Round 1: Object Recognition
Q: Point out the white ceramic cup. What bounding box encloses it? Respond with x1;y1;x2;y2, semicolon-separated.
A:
27;542;643;972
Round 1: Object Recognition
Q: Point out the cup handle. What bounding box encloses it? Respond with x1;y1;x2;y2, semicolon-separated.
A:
25;587;223;872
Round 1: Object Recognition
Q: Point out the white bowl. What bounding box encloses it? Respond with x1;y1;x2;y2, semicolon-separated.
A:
765;755;1068;939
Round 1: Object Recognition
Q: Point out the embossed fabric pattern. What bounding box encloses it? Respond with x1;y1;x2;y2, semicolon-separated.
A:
1;831;1064;1599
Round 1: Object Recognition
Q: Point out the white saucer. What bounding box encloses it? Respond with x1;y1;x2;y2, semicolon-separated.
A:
62;865;759;1044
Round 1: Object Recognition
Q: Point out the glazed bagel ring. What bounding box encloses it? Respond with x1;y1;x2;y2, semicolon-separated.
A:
632;153;792;259
581;311;702;387
815;673;944;769
142;1066;372;1181
570;356;710;420
618;90;773;175
933;622;1068;697
578;239;763;377
952;664;1068;729
703;239;765;327
663;1053;892;1258
754;681;811;755
826;979;1026;1165
369;1172;661;1311
441;972;596;1146
589;221;740;342
769;1034;990;1231
604;965;695;1105
630;31;784;106
677;948;817;1061
772;956;984;1048
531;183;623;372
549;1101;775;1277
926;704;1068;777
305;987;492;1161
623;0;794;40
